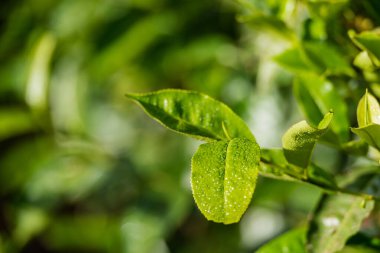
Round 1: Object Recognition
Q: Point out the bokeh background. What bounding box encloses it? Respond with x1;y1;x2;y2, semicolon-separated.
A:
1;0;380;252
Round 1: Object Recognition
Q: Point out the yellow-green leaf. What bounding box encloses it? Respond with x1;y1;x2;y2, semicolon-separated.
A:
352;91;380;150
282;112;333;168
356;90;380;127
126;89;254;142
191;138;260;224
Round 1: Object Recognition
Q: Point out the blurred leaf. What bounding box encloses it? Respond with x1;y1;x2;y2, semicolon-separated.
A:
307;194;374;253
191;138;260;224
273;47;316;73
238;14;296;41
301;42;354;76
294;74;349;143
306;0;349;19
256;227;307;253
126;89;254;141
349;30;380;65
44;214;121;252
274;42;354;76
282;111;333;168
337;246;379;253
25;32;56;113
353;51;377;71
121;210;165;253
341;140;369;156
0;108;35;141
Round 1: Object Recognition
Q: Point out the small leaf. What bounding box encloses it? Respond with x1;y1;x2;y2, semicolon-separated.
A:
356;90;380;127
257;227;307;253
126;89;254;141
352;91;380;150
282;112;333;168
191;138;260;224
307;194;374;253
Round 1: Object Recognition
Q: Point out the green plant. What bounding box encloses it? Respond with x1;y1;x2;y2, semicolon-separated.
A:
126;1;380;252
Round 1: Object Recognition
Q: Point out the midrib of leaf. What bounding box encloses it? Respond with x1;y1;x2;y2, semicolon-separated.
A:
320;197;361;253
223;141;230;220
138;101;227;141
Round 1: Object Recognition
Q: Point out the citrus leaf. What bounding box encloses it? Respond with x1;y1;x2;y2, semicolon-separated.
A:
126;89;254;142
191;138;260;224
356;90;380;127
257;227;307;253
307;194;374;253
352;91;380;150
282;112;333;168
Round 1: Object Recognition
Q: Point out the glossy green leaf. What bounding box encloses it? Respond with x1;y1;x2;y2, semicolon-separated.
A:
349;30;380;64
307;194;374;253
294;74;350;143
257;227;307;253
191;138;260;224
126;89;254;141
282;112;333;168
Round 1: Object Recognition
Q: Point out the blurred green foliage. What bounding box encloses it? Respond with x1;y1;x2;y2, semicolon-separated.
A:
1;0;380;252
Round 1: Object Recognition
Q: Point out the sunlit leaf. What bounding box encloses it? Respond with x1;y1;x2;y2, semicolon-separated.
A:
126;89;254;141
257;227;307;253
352;91;380;150
282;111;333;168
357;90;380;127
191;138;260;224
307;194;374;253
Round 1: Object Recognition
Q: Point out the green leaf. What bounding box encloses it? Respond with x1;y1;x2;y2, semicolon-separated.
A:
191;138;260;224
126;89;254;142
307;194;374;253
356;90;380;127
282;112;333;168
256;227;307;253
349;30;380;64
352;91;380;150
294;74;350;143
351;124;380;150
